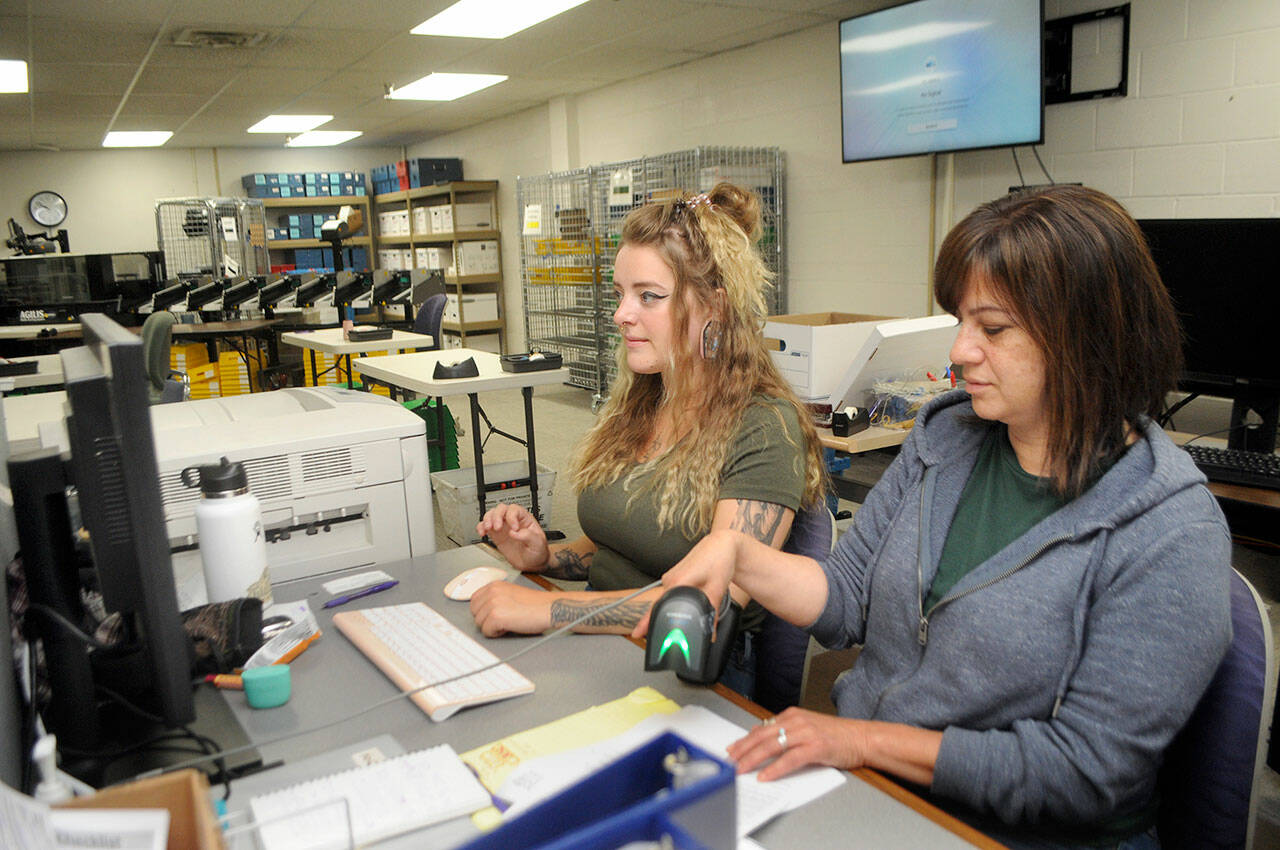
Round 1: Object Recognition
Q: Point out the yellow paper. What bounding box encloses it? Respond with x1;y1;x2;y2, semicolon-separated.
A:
461;686;679;792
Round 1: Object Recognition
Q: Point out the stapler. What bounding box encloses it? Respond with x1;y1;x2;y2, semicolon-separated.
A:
432;356;479;379
645;587;741;684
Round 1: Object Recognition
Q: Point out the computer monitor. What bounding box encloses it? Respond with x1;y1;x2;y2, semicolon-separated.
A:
1138;218;1280;453
8;313;194;783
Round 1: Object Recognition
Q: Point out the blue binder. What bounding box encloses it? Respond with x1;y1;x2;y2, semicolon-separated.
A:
461;732;736;850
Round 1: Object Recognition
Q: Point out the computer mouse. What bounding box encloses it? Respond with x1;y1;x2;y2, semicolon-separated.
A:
443;566;508;601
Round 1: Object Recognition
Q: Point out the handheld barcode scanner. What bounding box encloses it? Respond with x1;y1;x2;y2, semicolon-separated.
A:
645;587;742;684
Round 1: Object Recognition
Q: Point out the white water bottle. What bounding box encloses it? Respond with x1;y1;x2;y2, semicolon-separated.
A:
181;457;272;606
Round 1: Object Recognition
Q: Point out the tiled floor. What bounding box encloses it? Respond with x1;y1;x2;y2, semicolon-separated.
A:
431;382;1280;846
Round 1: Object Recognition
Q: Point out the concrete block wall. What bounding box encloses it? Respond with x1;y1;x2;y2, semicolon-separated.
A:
953;0;1280;220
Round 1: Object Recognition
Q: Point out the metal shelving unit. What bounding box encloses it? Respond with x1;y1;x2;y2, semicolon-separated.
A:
517;146;784;406
155;197;268;279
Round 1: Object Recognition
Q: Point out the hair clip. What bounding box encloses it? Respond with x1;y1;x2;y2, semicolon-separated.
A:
686;193;713;209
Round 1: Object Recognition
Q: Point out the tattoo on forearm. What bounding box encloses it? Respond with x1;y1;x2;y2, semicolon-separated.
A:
550;599;651;630
544;548;592;580
733;500;785;544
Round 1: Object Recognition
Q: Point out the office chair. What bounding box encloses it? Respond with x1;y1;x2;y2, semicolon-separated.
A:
1157;568;1277;850
139;311;187;404
752;503;835;713
413;293;447;351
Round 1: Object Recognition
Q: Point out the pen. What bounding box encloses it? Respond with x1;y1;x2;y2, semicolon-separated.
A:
322;579;399;609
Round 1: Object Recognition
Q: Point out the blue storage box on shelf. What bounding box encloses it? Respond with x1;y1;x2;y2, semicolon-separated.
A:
295;249;324;269
460;732;735;850
408;157;463;187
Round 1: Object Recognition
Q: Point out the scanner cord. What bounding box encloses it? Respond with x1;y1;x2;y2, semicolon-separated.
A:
134;579;664;782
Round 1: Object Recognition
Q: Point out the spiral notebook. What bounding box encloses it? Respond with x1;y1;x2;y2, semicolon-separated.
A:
248;743;490;850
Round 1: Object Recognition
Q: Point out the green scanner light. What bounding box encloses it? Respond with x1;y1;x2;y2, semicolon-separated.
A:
657;628;692;666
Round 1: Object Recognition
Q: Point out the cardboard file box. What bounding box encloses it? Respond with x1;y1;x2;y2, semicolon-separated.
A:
764;311;896;406
57;769;224;850
456;240;500;276
444;293;498;323
454;202;493;231
460;732;734;850
429;204;453;233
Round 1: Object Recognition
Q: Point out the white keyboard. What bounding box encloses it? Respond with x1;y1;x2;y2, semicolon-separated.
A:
249;743;491;850
332;602;534;721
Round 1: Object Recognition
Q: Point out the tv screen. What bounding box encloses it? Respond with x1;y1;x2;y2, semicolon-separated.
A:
839;0;1044;163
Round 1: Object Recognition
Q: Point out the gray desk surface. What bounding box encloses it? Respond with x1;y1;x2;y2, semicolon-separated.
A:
352;348;569;397
217;547;994;849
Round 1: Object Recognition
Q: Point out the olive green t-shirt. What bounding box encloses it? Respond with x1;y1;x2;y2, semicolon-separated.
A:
925;426;1065;611
579;397;807;630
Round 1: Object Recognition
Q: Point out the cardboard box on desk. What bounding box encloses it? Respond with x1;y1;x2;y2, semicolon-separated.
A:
57;769;224;850
764;312;897;406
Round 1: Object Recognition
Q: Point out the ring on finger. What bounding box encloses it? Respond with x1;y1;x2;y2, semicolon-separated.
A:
760;717;776;726
776;726;788;751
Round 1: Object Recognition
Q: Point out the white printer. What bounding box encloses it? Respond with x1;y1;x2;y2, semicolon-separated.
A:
150;386;434;605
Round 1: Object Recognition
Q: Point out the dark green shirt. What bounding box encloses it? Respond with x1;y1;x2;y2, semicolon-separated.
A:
925;427;1064;611
578;397;806;631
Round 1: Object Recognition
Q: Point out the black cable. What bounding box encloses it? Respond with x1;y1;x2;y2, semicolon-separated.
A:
1158;392;1201;428
1011;147;1025;187
1032;146;1055;184
25;602;109;649
1181;426;1239;447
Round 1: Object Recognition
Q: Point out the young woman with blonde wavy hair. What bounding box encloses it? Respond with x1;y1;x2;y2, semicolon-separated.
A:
468;181;826;699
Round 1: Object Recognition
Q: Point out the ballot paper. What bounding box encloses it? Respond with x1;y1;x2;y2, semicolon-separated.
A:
495;705;846;838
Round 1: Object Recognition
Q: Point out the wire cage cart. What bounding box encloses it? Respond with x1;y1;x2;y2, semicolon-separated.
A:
155;198;268;280
517;146;784;407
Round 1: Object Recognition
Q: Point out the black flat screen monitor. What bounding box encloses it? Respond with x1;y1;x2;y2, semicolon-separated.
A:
839;0;1044;163
1139;218;1280;452
8;313;193;783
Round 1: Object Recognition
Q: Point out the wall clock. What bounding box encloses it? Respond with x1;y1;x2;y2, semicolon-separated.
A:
29;190;67;227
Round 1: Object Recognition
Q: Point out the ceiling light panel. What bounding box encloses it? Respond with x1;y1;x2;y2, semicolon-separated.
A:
102;130;173;147
248;114;333;133
0;59;28;93
411;0;590;40
286;129;362;147
387;72;507;101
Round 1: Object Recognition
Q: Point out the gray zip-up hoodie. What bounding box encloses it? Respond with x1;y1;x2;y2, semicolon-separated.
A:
810;390;1232;835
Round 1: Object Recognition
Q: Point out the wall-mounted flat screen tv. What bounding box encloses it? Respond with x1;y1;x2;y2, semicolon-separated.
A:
840;0;1044;163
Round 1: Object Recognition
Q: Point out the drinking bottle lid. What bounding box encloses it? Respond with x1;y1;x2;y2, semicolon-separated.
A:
180;456;248;495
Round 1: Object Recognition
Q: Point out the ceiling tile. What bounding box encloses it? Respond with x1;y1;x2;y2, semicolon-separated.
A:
347;32;487;76
30;63;136;96
292;0;442;33
29;18;157;64
0;15;26;54
132;64;242;96
147;42;260;70
248;28;393;70
227;66;333;98
32;93;119;118
540;45;705;80
117;94;212;117
3;0;855;150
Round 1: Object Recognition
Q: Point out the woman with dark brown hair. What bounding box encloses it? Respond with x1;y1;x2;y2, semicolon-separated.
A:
650;186;1232;849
